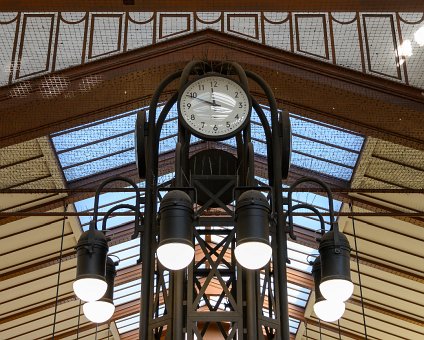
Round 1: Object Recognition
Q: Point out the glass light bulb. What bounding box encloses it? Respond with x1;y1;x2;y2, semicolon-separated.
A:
320;279;354;302
313;299;345;322
398;40;413;57
234;241;272;270
157;242;194;270
83;301;115;323
73;278;107;302
414;26;424;46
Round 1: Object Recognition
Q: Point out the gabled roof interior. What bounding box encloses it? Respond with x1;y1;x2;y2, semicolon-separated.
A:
0;5;423;340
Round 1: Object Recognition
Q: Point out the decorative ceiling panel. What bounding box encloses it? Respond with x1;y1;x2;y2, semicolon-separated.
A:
1;11;423;89
352;137;424;189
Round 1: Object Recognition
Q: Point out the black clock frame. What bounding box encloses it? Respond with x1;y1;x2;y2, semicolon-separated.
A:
177;73;252;141
135;61;294;339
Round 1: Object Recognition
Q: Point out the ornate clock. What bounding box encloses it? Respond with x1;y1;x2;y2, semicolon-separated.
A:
178;75;251;140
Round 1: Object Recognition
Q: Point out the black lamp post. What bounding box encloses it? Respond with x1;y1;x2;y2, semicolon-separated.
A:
73;60;353;338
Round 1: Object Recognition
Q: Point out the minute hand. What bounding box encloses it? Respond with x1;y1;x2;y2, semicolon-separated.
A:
190;96;221;106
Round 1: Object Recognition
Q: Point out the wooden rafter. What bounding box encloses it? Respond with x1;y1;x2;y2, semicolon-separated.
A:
0;30;423;150
0;0;423;12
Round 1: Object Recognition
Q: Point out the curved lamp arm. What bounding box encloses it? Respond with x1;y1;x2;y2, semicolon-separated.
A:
101;203;140;231
91;176;142;233
287;177;340;248
286;203;326;237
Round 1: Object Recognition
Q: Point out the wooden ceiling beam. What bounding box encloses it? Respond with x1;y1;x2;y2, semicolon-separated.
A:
0;30;423;150
0;0;422;12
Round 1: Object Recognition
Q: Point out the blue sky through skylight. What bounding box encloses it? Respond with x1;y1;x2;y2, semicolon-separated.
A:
51;103;363;183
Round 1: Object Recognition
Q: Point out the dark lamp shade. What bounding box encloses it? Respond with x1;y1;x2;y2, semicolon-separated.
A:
157;190;194;270
234;190;271;270
319;230;354;302
312;256;345;322
83;257;117;323
73;228;109;302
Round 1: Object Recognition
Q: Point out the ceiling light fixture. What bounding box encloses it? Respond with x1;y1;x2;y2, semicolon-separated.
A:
157;190;195;270
234;190;272;270
414;26;424;46
83;257;117;323
319;230;354;302
73;221;108;302
312;257;346;322
398;40;413;57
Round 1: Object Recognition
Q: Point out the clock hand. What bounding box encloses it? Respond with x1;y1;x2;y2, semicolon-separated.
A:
188;96;221;106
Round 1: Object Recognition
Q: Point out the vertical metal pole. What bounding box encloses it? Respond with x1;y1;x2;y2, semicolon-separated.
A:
173;270;184;340
245;270;258;339
246;71;290;340
141;71;182;340
140;154;154;340
171;108;191;338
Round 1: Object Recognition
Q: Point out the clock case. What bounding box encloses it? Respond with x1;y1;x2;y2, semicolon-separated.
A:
177;73;252;142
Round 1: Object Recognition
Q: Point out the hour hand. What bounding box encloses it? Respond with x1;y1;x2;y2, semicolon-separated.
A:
190;96;221;106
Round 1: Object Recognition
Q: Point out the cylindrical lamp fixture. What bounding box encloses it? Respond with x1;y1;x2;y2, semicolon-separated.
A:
312;257;345;322
73;227;108;302
234;190;272;270
83;257;117;323
157;190;194;270
319;230;354;302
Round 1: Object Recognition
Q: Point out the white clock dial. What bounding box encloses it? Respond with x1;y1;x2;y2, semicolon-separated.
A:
178;75;251;140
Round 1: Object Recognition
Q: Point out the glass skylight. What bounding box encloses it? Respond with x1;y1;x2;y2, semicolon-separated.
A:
287;282;310;308
250;108;364;181
289;317;301;334
109;238;140;270
114;278;142;306
51;102;363;183
75;191;140;231
287;241;316;273
116;313;140;334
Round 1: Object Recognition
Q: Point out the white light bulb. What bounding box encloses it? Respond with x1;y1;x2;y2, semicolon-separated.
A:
313;299;345;322
73;278;107;302
414;26;424;46
320;279;354;302
83;301;115;323
157;242;194;270
398;40;413;57
234;241;272;270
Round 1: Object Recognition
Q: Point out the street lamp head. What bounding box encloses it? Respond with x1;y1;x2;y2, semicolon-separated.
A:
157;190;195;270
312;256;345;322
234;190;272;270
83;256;117;323
319;230;354;302
73;226;108;302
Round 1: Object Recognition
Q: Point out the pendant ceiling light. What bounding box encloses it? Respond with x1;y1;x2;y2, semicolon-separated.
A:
319;230;354;302
73;225;108;302
234;190;272;270
83;257;117;323
157;190;195;270
312;256;345;322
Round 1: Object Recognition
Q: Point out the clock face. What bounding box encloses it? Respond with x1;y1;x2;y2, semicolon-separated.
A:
178;75;251;140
